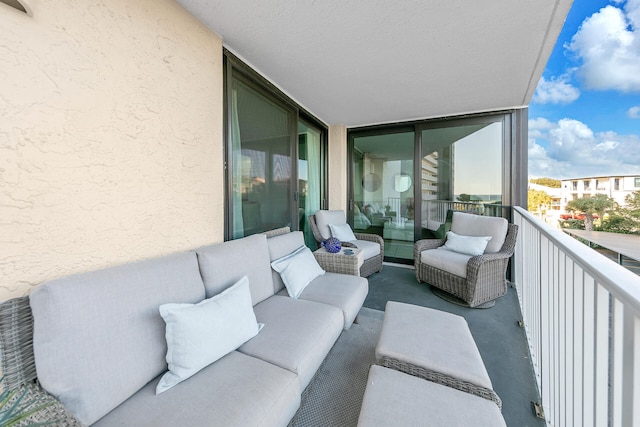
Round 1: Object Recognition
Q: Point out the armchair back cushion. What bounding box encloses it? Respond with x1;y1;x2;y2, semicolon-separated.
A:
450;212;508;253
315;210;347;240
30;252;206;426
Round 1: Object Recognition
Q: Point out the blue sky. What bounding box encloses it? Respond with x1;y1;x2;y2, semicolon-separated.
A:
529;0;640;179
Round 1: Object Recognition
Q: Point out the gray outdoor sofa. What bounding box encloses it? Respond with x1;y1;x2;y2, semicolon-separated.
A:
0;229;368;426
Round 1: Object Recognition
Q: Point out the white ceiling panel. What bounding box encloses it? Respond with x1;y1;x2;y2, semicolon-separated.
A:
177;0;573;127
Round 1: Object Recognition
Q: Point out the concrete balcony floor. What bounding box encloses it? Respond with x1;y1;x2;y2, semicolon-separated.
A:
364;264;544;427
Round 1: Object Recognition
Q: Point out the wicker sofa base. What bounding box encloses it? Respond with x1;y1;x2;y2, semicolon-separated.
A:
0;297;81;426
378;356;502;408
7;382;83;427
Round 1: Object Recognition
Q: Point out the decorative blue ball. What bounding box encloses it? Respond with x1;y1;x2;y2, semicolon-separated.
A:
322;237;342;253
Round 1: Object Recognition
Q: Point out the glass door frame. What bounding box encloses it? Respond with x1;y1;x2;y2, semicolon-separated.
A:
224;50;328;241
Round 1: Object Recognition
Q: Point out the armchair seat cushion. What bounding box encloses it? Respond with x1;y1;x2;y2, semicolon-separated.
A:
420;248;472;278
352;239;381;260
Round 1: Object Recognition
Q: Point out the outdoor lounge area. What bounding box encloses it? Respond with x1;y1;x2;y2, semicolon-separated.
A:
3;0;640;426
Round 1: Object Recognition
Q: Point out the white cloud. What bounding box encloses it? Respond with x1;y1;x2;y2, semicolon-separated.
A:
528;117;555;138
567;1;640;92
628;105;640;118
533;76;580;104
528;117;640;178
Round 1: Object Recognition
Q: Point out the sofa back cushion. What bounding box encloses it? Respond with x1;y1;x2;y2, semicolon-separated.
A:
265;231;307;294
451;212;508;253
314;210;347;240
30;252;206;426
196;234;274;305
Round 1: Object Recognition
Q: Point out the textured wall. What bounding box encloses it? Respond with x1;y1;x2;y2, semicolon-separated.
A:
0;0;224;300
328;125;347;212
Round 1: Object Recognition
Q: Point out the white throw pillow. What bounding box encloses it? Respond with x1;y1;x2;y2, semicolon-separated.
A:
444;231;492;256
271;245;325;298
156;276;260;394
329;223;357;242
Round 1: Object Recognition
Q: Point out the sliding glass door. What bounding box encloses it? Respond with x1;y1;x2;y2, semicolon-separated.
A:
349;114;510;263
352;130;415;262
225;51;327;243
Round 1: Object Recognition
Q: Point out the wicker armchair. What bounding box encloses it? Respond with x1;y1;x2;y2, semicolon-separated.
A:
414;212;518;307
0;296;82;426
308;212;384;277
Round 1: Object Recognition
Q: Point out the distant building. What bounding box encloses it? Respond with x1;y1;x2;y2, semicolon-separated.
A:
560;175;640;208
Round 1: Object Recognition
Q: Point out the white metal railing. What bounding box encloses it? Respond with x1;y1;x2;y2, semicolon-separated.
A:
513;206;640;427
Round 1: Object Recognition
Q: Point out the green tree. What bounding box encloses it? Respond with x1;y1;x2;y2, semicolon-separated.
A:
530;177;561;188
566;194;616;231
625;190;640;212
598;191;640;234
528;189;552;215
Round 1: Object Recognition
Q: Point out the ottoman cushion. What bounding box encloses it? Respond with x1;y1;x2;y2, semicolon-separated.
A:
358;366;506;427
376;301;493;393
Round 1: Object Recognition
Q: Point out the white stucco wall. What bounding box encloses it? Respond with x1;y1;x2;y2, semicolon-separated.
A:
0;0;224;300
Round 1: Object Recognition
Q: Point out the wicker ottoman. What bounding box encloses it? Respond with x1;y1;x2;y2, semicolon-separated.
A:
375;301;501;407
358;365;506;426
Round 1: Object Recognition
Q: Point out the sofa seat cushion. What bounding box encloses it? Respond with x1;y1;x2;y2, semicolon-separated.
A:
351;239;380;260
30;252;206;426
92;351;300;427
239;295;343;389
278;272;368;330
421;248;472;278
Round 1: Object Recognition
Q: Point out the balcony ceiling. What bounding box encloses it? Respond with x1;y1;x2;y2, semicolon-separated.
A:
177;0;573;127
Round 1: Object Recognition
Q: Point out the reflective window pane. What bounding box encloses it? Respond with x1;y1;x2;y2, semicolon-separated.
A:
299;121;323;248
353;131;415;261
230;77;293;238
421;122;503;237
